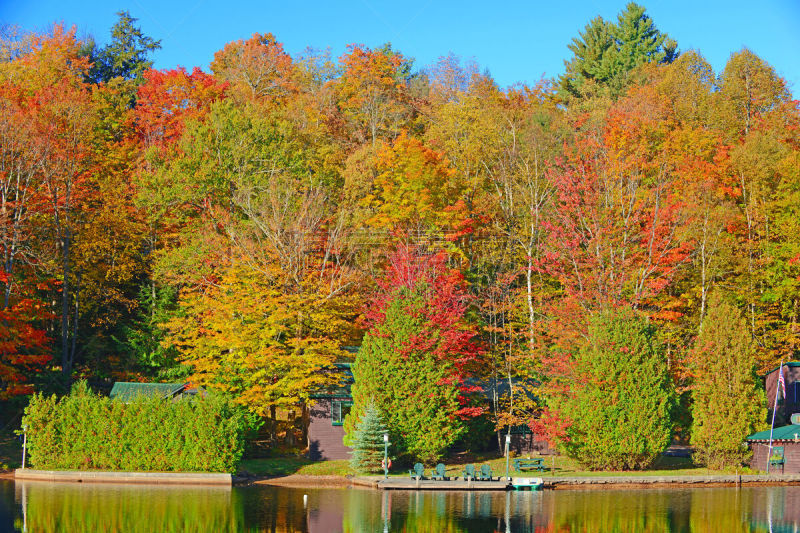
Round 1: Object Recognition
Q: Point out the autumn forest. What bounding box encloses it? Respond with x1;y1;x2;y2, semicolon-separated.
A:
0;3;798;465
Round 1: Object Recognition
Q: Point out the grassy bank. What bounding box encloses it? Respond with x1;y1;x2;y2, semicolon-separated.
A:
239;452;751;479
241;458;353;477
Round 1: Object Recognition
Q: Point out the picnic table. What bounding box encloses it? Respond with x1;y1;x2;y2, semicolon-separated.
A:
513;457;546;473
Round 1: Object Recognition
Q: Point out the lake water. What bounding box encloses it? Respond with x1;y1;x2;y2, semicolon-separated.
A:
1;480;799;532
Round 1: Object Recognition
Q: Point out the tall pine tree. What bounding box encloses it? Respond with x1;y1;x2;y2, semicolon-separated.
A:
344;246;483;463
558;2;677;99
690;292;766;469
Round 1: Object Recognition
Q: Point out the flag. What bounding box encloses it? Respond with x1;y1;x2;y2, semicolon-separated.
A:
778;363;786;400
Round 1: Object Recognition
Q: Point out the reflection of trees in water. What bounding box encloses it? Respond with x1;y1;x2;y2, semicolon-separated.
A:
542;487;800;533
743;486;800;533
339;488;383;532
6;481;800;532
343;490;546;533
0;481;17;532
239;485;307;532
14;481;242;533
542;489;674;532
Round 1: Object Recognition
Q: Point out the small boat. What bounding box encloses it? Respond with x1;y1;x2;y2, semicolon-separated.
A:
511;477;543;491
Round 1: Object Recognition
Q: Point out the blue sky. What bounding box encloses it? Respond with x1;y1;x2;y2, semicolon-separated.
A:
3;0;799;96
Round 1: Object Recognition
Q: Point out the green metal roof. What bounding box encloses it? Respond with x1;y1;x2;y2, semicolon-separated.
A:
109;382;186;401
309;365;354;399
747;424;800;441
763;361;800;377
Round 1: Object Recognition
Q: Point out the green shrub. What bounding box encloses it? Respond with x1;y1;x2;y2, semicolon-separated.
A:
557;308;676;470
22;381;246;473
345;284;466;463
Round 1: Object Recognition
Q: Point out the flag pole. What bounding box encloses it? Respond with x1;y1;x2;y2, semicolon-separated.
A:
767;361;783;473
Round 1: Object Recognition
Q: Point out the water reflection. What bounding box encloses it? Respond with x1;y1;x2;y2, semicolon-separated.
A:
1;480;800;532
10;481;242;533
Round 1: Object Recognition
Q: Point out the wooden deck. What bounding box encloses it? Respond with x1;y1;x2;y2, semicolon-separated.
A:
378;478;512;490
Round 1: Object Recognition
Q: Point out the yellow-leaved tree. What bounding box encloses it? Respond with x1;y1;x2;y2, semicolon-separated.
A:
167;263;355;416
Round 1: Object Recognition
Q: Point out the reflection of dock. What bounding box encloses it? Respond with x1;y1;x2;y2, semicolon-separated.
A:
378;478;512;490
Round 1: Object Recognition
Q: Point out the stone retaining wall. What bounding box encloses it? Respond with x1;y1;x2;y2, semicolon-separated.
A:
544;474;800;487
14;469;231;485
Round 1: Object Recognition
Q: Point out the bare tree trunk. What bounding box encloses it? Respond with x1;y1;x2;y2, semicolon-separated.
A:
60;231;72;377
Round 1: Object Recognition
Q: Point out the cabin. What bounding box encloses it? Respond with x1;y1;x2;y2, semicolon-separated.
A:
109;382;203;402
747;424;800;473
765;362;800;422
304;363;552;460
747;362;800;473
307;363;354;461
508;425;554;455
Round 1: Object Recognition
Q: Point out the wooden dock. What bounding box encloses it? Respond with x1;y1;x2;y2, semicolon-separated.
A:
378;478;512;490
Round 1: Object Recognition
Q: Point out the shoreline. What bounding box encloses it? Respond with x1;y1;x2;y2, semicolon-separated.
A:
4;470;800;490
250;473;800;490
13;469;232;485
252;474;361;488
544;474;800;489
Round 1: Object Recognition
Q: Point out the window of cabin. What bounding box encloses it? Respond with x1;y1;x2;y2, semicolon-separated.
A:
331;400;352;426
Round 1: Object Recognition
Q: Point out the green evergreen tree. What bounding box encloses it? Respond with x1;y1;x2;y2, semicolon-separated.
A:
690;292;767;469
345;285;465;463
349;402;389;473
111;285;182;379
558;307;676;470
91;11;161;85
612;3;676;69
558;16;616;98
558;2;677;99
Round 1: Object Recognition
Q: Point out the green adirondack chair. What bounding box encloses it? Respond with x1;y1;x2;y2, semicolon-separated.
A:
478;464;493;481
462;464;476;480
409;462;425;480
430;463;447;480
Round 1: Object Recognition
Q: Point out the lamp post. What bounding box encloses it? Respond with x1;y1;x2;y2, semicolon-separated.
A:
22;424;27;470
383;433;390;480
505;433;511;481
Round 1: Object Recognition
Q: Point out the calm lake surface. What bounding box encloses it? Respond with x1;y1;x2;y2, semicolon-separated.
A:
1;480;799;532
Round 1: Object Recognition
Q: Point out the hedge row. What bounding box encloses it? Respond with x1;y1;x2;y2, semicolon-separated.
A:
22;382;246;473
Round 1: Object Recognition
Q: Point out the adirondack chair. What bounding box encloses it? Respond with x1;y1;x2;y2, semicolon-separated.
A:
769;446;785;473
478;464;493;481
462;463;476;481
430;463;447;480
409;462;425;480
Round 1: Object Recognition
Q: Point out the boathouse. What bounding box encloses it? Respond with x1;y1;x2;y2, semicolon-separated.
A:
307;363;354;460
746;362;800;473
747;424;800;473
